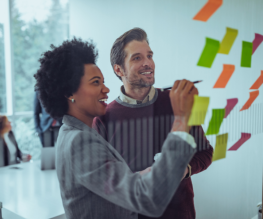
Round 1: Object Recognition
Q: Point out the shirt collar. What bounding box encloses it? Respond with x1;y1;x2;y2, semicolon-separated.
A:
119;85;156;104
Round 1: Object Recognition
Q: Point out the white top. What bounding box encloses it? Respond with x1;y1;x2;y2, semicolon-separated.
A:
3;132;17;164
119;85;156;104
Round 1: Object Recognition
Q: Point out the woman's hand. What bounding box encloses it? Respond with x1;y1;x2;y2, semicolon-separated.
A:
22;154;32;162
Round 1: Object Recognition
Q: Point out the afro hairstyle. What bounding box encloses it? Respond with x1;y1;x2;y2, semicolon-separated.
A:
34;38;98;118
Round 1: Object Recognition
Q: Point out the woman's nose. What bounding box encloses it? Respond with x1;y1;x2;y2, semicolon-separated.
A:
103;84;110;93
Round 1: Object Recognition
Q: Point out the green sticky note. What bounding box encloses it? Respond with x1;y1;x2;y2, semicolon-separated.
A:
197;38;220;68
218;27;238;54
241;41;253;67
205;109;225;135
212;133;228;162
188;95;210;126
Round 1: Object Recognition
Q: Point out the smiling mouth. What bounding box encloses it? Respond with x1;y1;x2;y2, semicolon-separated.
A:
99;98;108;107
140;71;153;75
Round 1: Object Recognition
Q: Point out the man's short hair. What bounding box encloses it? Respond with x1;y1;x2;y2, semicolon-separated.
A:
110;28;149;81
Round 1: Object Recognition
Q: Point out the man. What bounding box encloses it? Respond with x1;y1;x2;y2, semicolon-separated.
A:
93;28;213;219
34;91;62;147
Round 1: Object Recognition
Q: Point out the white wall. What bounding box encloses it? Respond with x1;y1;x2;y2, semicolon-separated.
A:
69;0;263;218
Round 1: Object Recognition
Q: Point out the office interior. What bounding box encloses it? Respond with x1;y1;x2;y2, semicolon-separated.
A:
0;0;262;218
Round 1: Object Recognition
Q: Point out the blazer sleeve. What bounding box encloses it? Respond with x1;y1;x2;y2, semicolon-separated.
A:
92;117;108;141
67;132;196;217
34;92;42;133
189;125;213;175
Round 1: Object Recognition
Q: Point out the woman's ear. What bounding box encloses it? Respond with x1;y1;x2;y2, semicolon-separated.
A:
65;95;75;103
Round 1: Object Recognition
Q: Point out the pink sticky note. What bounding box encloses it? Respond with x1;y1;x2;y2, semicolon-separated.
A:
224;98;238;118
252;33;263;54
228;133;251;151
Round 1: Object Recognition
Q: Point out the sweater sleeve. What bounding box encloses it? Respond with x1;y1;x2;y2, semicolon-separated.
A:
188;125;213;176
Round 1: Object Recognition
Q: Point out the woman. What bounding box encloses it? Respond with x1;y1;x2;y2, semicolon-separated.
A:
34;38;198;219
0;115;31;167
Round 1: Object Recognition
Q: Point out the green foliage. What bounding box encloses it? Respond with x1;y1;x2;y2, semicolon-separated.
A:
11;0;69;112
10;0;69;156
0;23;7;113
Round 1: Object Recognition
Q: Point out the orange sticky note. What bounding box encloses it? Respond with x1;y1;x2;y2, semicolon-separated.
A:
240;90;259;111
213;64;235;88
193;0;223;22
250;70;263;89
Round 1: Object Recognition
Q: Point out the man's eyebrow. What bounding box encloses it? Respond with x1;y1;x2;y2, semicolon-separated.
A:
131;53;140;59
89;76;101;81
130;51;153;59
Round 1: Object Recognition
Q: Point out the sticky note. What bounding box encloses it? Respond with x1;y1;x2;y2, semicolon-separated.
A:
193;0;223;22
228;133;251;151
197;38;220;68
250;70;263;89
224;98;238;118
188;95;210;126
240;90;259;111
218;27;238;54
240;41;253;68
252;33;263;54
205;109;225;135
213;64;235;88
212;133;228;162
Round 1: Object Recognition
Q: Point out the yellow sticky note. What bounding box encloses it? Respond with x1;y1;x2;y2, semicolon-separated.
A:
188;95;210;126
218;27;238;54
212;133;228;162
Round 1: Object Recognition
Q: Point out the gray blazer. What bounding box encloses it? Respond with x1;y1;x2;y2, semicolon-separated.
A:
56;115;196;219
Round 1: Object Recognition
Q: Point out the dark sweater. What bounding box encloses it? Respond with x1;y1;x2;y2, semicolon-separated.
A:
93;88;213;219
0;131;22;166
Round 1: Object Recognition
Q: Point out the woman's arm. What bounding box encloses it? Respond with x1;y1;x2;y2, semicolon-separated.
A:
67;131;195;217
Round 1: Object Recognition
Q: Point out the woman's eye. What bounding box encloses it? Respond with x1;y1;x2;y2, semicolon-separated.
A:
93;80;99;84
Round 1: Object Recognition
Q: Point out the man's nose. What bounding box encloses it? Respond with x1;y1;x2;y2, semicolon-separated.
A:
142;58;152;68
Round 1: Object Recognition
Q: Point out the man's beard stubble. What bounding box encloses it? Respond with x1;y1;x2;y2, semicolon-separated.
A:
123;70;155;89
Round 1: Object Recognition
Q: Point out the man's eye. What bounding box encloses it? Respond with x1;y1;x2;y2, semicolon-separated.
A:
134;56;140;60
148;55;152;58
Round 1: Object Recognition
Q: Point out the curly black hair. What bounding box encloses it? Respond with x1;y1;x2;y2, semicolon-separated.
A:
34;38;98;118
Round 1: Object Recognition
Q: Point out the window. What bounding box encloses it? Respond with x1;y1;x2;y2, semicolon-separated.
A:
0;24;7;113
11;0;69;112
0;0;69;159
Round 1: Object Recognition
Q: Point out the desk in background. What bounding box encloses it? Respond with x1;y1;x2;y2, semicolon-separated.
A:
0;161;65;219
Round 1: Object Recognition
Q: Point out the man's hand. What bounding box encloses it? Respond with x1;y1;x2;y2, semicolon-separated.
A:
169;79;199;132
139;167;151;176
181;167;189;180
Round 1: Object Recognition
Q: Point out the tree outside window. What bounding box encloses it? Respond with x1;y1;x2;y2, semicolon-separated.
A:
10;0;69;158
